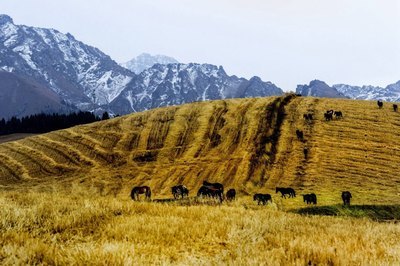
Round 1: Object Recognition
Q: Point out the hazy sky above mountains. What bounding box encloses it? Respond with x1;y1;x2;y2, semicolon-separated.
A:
1;0;399;91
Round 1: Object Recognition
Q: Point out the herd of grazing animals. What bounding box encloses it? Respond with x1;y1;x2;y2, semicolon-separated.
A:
130;182;352;206
130;99;399;207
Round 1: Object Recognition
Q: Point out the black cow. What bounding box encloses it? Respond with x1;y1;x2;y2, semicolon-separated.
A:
303;193;317;204
377;100;383;109
393;104;398;112
253;193;272;205
341;191;352;206
226;189;236;201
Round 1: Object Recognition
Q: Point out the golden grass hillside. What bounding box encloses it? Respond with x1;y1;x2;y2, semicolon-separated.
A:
0;94;400;205
1;95;400;265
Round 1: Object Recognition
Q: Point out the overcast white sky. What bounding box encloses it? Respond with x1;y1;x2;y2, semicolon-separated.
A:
1;0;399;90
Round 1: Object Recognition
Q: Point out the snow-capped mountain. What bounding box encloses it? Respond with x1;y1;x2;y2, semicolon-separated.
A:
0;14;134;111
0;14;283;118
121;53;179;74
296;79;400;102
110;63;283;114
296;80;348;98
333;81;400;102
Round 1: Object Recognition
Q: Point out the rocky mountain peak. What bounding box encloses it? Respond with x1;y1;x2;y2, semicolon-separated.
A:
0;14;13;25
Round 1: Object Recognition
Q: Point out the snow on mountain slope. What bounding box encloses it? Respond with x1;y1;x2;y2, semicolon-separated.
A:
121;53;179;74
110;63;283;114
0;14;134;109
333;81;400;102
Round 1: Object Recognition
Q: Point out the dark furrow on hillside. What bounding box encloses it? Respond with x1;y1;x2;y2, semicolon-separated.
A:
194;101;228;158
81;131;123;151
0;154;24;182
292;98;319;187
146;108;177;150
37;136;94;167
23;138;82;166
0;144;57;176
227;101;254;155
174;108;200;158
247;94;296;184
48;132;123;165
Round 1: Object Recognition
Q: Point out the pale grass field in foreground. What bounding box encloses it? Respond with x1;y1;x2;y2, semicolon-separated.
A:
1;187;399;265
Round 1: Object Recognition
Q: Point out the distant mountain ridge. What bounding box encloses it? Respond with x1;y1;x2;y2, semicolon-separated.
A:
121;53;179;74
110;63;283;114
0;14;283;118
296;80;400;102
333;81;400;102
0;14;134;111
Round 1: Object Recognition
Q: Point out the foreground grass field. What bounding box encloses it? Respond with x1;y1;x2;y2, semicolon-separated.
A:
1;188;400;265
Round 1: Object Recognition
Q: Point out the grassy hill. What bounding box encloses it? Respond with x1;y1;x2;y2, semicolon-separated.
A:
0;94;399;206
1;94;400;264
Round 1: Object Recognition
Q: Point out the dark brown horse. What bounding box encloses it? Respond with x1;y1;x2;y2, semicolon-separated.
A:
203;181;224;193
130;186;151;201
197;186;223;202
253;193;272;205
276;187;296;198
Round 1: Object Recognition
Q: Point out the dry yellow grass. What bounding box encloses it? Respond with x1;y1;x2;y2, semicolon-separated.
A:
1;95;400;264
1;188;399;265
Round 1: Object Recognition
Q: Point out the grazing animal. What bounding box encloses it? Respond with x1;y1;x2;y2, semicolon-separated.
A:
253;193;272;205
130;186;151;201
377;100;383;109
393;104;398;112
296;129;304;141
326;110;334;115
341;191;352;206
334;111;343;118
197;186;223;202
324;112;333;121
276;187;296;198
303;193;317;204
171;185;189;199
203;181;224;194
303;147;309;159
226;188;236;201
